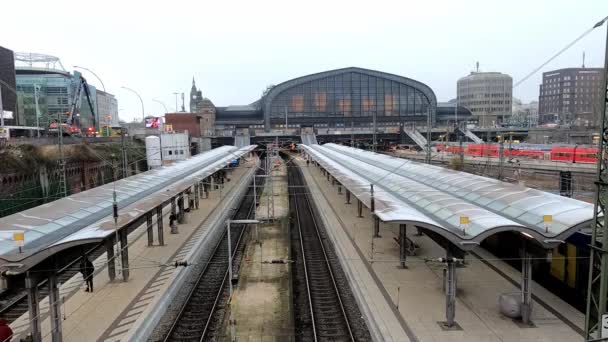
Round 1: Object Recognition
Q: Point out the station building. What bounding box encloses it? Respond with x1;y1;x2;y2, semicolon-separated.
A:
184;67;469;138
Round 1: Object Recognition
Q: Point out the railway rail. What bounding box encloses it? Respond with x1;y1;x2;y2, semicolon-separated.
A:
288;158;370;342
162;166;263;342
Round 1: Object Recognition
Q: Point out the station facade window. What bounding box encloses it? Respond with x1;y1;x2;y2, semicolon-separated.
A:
268;71;431;120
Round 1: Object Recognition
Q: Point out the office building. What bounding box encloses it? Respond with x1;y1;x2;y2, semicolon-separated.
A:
96;90;119;127
538;68;604;126
457;71;513;127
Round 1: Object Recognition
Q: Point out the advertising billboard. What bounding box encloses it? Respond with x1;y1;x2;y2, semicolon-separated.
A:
145;117;162;128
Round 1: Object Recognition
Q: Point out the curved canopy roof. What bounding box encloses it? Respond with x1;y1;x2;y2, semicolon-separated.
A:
0;145;256;271
300;144;594;250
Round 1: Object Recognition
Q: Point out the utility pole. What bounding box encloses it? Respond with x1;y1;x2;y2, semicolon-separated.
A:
425;107;432;164
585;15;608;341
0;86;4;127
121;130;128;178
173;92;179;112
498;137;504;181
373;110;377;152
284;106;288;132
34;85;41;138
58;113;67;197
351;120;355;148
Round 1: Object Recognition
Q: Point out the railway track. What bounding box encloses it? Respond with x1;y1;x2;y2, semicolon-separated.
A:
288;158;370;342
163;167;263;342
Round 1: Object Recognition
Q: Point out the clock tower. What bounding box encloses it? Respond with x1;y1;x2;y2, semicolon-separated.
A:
189;78;200;113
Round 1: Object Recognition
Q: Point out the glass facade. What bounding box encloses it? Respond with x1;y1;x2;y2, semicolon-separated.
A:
267;71;432;122
0;46;17;125
16;71;97;129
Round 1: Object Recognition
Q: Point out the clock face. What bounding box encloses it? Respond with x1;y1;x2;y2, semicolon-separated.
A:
192;95;196;99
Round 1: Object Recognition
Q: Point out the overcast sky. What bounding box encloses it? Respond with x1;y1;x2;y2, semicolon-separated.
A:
2;0;607;121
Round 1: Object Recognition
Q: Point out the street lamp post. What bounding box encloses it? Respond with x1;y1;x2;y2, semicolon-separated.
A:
75;66;108;136
121;86;145;122
152;98;169;114
74;66;105;92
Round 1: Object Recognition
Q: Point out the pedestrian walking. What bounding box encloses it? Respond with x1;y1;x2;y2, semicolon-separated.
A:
80;256;95;292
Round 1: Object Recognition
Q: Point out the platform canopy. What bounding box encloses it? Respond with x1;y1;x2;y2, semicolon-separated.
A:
300;144;594;250
0;145;256;272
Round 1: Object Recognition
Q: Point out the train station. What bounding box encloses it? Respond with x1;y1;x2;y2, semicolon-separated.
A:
0;124;596;341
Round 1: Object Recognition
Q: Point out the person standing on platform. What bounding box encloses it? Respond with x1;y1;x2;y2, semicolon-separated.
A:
169;213;178;234
0;318;13;341
80;256;95;292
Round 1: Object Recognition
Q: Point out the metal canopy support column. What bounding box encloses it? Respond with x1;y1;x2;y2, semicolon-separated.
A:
521;245;533;325
338;183;342;194
194;183;200;209
146;212;153;246
177;193;185;224
171;197;177;219
120;229;130;281
48;272;62;342
26;272;42;342
345;190;351;204
371;184;380;237
399;224;407;268
357;200;363;218
585;16;608;341
444;249;457;329
331;177;335;186
105;238;116;281
156;206;165;246
373;215;381;238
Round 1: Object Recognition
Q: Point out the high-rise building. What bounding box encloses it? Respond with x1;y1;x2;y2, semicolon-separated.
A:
96;90;119;127
14;53;97;130
510;98;539;127
457;71;513;127
0;46;17;125
538;68;604;126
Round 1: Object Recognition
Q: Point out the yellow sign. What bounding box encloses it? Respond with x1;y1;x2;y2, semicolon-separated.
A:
13;231;24;247
543;215;553;223
459;216;470;225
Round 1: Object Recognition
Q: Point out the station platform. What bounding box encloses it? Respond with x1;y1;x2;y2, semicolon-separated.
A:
224;157;293;340
295;154;584;342
9;160;256;342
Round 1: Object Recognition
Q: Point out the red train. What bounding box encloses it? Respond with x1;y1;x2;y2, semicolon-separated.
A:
435;144;598;164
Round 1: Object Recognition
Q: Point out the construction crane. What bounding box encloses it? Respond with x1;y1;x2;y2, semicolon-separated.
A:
67;71;97;130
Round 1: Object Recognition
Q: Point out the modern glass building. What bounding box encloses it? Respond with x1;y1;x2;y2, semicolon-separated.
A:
0;46;17;125
259;67;437;131
16;67;97;129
